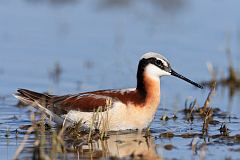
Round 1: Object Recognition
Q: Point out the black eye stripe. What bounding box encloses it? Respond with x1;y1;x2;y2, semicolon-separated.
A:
140;57;168;69
156;60;163;66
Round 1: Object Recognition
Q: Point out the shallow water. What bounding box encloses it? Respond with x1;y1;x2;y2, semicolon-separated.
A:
1;0;240;159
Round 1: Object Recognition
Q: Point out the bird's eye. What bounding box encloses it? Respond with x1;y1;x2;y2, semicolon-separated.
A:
156;60;162;66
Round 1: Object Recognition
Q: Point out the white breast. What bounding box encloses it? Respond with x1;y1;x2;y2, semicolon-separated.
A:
62;101;157;131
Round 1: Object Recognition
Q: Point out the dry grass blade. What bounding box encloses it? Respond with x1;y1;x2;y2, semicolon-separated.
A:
191;136;199;154
198;82;216;118
88;106;101;142
202;108;213;134
206;62;217;82
13;126;34;160
202;82;216;111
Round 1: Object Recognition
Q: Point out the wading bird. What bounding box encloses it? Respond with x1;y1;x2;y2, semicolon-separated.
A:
14;52;203;131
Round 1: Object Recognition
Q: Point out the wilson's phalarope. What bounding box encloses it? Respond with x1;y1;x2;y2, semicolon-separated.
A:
14;52;203;131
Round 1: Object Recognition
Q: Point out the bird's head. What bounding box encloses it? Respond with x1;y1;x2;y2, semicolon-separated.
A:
138;52;203;89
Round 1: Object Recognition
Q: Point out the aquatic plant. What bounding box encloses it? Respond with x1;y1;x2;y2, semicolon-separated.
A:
201;46;240;98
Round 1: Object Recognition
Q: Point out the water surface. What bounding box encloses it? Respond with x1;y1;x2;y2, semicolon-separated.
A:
1;0;240;159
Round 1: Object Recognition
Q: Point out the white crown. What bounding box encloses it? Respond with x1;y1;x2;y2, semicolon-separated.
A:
140;52;169;62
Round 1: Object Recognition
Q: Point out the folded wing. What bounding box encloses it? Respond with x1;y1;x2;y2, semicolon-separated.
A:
14;89;114;116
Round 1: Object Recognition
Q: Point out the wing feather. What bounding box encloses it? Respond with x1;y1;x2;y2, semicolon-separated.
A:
14;88;144;116
54;94;114;113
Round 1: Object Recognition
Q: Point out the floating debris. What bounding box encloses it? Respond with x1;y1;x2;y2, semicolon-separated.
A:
164;144;176;150
160;114;177;121
159;132;174;138
219;124;230;136
160;115;169;121
5;128;10;138
178;133;199;139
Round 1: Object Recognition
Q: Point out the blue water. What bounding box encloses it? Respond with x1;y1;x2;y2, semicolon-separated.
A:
1;0;240;159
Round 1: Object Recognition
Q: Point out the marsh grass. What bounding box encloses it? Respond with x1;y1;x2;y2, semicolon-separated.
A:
31;113;65;160
182;84;217;136
176;83;240;149
13;112;92;159
87;98;112;142
201;47;240;97
185;83;215;116
13;95;240;160
12;77;240;159
160;85;218;140
183;98;197;122
14;98;114;159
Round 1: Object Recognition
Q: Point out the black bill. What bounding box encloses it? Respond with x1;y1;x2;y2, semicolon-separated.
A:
171;69;203;89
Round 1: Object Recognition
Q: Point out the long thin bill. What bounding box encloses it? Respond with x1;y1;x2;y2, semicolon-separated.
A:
171;69;203;89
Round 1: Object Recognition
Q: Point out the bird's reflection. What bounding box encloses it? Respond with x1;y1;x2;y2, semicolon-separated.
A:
72;132;162;160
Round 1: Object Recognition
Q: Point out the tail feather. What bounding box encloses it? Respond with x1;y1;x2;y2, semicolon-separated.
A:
15;89;52;107
14;89;65;125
